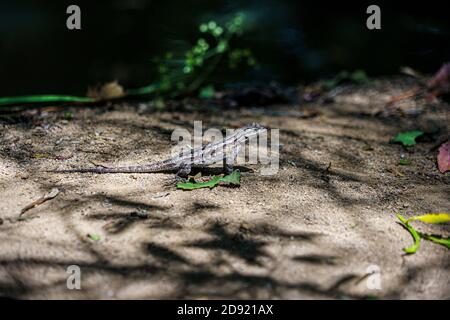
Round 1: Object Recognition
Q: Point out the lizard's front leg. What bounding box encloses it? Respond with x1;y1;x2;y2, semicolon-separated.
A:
176;163;192;179
224;144;241;174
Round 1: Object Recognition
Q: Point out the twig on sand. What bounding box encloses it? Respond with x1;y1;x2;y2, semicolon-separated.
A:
19;188;60;217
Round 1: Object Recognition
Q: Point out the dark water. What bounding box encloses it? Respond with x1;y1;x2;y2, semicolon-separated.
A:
0;0;449;96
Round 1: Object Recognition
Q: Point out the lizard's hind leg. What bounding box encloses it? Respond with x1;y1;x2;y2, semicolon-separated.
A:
162;163;192;188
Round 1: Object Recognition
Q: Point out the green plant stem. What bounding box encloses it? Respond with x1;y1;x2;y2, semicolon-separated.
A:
0;95;95;106
420;234;450;249
397;214;421;254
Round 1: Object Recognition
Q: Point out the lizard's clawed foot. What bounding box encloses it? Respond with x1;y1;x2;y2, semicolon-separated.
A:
174;175;188;184
225;164;234;175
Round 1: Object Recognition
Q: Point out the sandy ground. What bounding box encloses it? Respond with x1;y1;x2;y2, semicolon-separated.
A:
0;79;449;299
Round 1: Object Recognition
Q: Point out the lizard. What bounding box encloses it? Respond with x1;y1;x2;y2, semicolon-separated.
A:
48;123;267;178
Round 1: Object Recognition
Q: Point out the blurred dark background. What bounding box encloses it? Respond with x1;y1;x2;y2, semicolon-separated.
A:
0;0;449;96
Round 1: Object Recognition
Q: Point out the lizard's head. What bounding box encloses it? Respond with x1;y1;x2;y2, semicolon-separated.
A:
238;123;267;142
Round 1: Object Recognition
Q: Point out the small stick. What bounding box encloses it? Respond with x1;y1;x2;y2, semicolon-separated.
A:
386;87;424;106
20;188;60;217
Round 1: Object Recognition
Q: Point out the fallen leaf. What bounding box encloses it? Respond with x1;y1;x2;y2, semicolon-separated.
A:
199;85;215;99
32;153;52;159
350;69;370;84
218;170;241;185
427;62;450;93
397;213;450;254
177;170;241;190
437;141;450;173
177;176;222;190
87;81;124;100
398;159;411;166
64;111;73;121
392;130;424;146
87;233;101;241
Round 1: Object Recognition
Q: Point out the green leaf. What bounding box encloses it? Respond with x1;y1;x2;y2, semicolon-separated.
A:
350;69;370;84
406;213;450;225
398;159;411;165
397;214;421;254
64;111;74;120
177;170;241;190
207;21;217;30
218;170;241;185
199;85;215;99
88;234;101;241
176;176;221;190
397;213;450;254
422;235;450;249
212;26;223;37
393;131;424;146
216;40;228;53
322;79;339;90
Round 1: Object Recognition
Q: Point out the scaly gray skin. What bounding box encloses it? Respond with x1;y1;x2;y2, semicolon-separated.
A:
49;123;267;177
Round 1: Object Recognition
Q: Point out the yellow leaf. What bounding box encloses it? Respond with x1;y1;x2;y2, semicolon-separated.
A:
32;153;51;159
406;213;450;225
87;81;124;100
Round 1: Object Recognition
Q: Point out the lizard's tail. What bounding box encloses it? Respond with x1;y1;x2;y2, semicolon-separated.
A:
47;165;162;174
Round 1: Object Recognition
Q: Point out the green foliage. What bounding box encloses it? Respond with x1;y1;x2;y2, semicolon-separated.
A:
130;12;256;98
64;111;74;121
406;213;450;224
397;213;450;254
398;159;411;165
176;170;241;190
228;48;256;69
199;85;215;99
392;130;424;146
349;69;370;84
0;13;255;108
88;234;101;241
218;170;241;185
397;214;421;254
